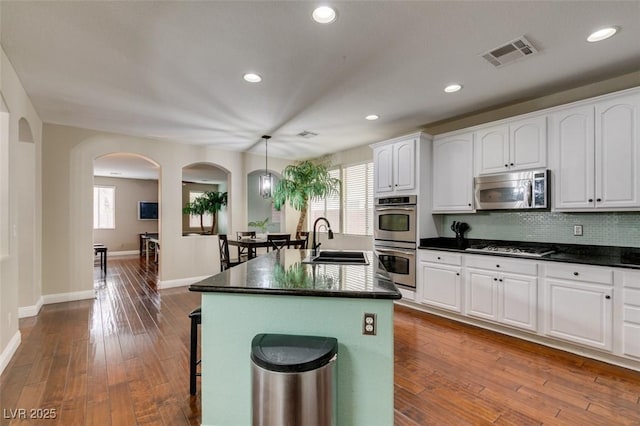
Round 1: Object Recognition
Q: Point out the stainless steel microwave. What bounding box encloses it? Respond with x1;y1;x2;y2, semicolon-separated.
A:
474;169;549;210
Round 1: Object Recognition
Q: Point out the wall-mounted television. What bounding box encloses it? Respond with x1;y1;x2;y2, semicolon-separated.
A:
138;201;159;220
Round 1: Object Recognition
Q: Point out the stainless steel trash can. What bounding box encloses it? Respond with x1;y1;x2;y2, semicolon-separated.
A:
251;333;338;426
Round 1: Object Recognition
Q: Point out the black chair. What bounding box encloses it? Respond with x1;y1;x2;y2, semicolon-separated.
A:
236;231;256;260
189;307;201;395
218;234;243;272
294;231;310;249
266;234;290;252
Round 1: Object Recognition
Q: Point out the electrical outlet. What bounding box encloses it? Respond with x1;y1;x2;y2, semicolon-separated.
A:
363;313;376;336
573;225;583;236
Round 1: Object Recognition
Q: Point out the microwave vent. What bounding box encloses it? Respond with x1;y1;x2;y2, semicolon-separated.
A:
482;36;538;68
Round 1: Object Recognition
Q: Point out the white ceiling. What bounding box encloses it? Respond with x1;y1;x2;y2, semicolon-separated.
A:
2;1;640;162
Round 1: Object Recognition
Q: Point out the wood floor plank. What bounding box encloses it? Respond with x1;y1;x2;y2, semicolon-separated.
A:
2;257;640;426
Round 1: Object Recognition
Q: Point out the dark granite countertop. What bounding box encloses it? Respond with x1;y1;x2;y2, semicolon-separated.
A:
419;237;640;269
189;249;402;299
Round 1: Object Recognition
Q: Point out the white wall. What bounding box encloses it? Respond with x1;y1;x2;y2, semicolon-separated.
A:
0;46;43;375
42;124;298;294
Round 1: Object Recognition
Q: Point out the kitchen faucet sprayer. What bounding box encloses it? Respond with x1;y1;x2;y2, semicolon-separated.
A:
311;217;333;256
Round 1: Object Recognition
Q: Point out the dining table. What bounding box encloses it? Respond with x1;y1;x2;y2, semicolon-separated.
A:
228;236;306;260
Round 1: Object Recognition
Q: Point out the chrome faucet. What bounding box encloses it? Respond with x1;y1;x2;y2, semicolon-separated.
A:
311;217;334;256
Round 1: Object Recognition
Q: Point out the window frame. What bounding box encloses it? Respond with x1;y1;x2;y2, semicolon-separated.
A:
307;161;374;237
93;185;116;230
188;190;214;229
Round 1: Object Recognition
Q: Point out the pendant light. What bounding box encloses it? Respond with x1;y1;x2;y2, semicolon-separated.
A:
259;135;273;198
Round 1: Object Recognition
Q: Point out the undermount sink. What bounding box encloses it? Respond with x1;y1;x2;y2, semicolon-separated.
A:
302;250;369;265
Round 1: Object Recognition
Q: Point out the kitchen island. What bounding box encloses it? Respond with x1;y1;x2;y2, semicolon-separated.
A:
189;249;401;426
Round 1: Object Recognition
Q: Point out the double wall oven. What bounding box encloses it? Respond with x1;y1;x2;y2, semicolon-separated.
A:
374;195;417;289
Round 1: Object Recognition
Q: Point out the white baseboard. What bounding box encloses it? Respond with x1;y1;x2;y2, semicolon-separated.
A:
18;296;44;318
42;289;95;305
109;250;139;257
159;275;210;289
0;330;21;376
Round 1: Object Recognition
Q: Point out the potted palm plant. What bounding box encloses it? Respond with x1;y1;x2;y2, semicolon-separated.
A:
273;160;341;236
183;191;228;234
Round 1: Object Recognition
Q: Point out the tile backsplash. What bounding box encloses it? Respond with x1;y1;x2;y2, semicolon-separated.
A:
442;211;640;248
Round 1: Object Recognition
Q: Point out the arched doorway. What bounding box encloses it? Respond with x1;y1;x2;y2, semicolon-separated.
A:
182;162;229;235
16;117;38;311
93;153;160;272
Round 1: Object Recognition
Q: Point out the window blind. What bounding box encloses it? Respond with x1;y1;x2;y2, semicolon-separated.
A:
308;168;341;231
343;162;373;235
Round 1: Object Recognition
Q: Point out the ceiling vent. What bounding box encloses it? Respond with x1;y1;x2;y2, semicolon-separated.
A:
297;130;318;138
482;36;538;68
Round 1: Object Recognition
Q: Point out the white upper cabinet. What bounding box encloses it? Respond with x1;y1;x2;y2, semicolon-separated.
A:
551;105;595;210
552;91;640;211
373;137;416;195
595;93;640;209
394;138;416;192
475;116;547;175
374;144;394;194
432;132;474;212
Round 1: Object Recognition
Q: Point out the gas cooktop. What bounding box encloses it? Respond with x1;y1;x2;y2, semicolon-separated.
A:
465;245;555;258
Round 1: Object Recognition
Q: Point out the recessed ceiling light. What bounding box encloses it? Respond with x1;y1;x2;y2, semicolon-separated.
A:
587;27;618;42
312;6;337;24
243;73;262;83
365;115;379;121
444;83;463;93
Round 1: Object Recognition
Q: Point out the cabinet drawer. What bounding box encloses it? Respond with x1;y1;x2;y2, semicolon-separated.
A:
624;288;640;308
624;305;640;325
623;323;640;358
545;264;613;285
419;250;462;266
622;270;640;289
465;255;537;275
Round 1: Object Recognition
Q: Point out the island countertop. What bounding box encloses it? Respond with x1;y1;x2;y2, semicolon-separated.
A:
189;249;401;299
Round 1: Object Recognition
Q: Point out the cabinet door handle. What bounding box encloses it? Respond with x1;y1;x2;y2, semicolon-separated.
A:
456;273;460;276
468;203;472;206
499;278;503;282
596;198;602;202
573;272;579;276
437;257;441;260
605;295;611;300
493;277;498;281
504;164;509;168
588;198;593;202
496;264;500;268
510;163;514;166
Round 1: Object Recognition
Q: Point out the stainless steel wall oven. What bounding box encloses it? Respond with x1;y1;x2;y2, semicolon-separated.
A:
374;195;417;243
374;195;417;289
374;241;416;289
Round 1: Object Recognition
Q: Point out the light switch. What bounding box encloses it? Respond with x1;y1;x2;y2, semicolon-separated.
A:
573;225;583;236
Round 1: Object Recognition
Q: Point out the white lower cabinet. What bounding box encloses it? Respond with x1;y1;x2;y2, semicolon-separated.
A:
622;270;640;359
417;251;462;313
415;250;640;368
544;264;613;351
465;257;537;332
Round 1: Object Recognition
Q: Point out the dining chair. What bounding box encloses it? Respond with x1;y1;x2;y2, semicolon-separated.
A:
236;231;256;260
218;234;243;272
266;233;290;252
295;231;310;249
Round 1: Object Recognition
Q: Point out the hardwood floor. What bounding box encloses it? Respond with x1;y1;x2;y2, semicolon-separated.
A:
1;255;639;425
